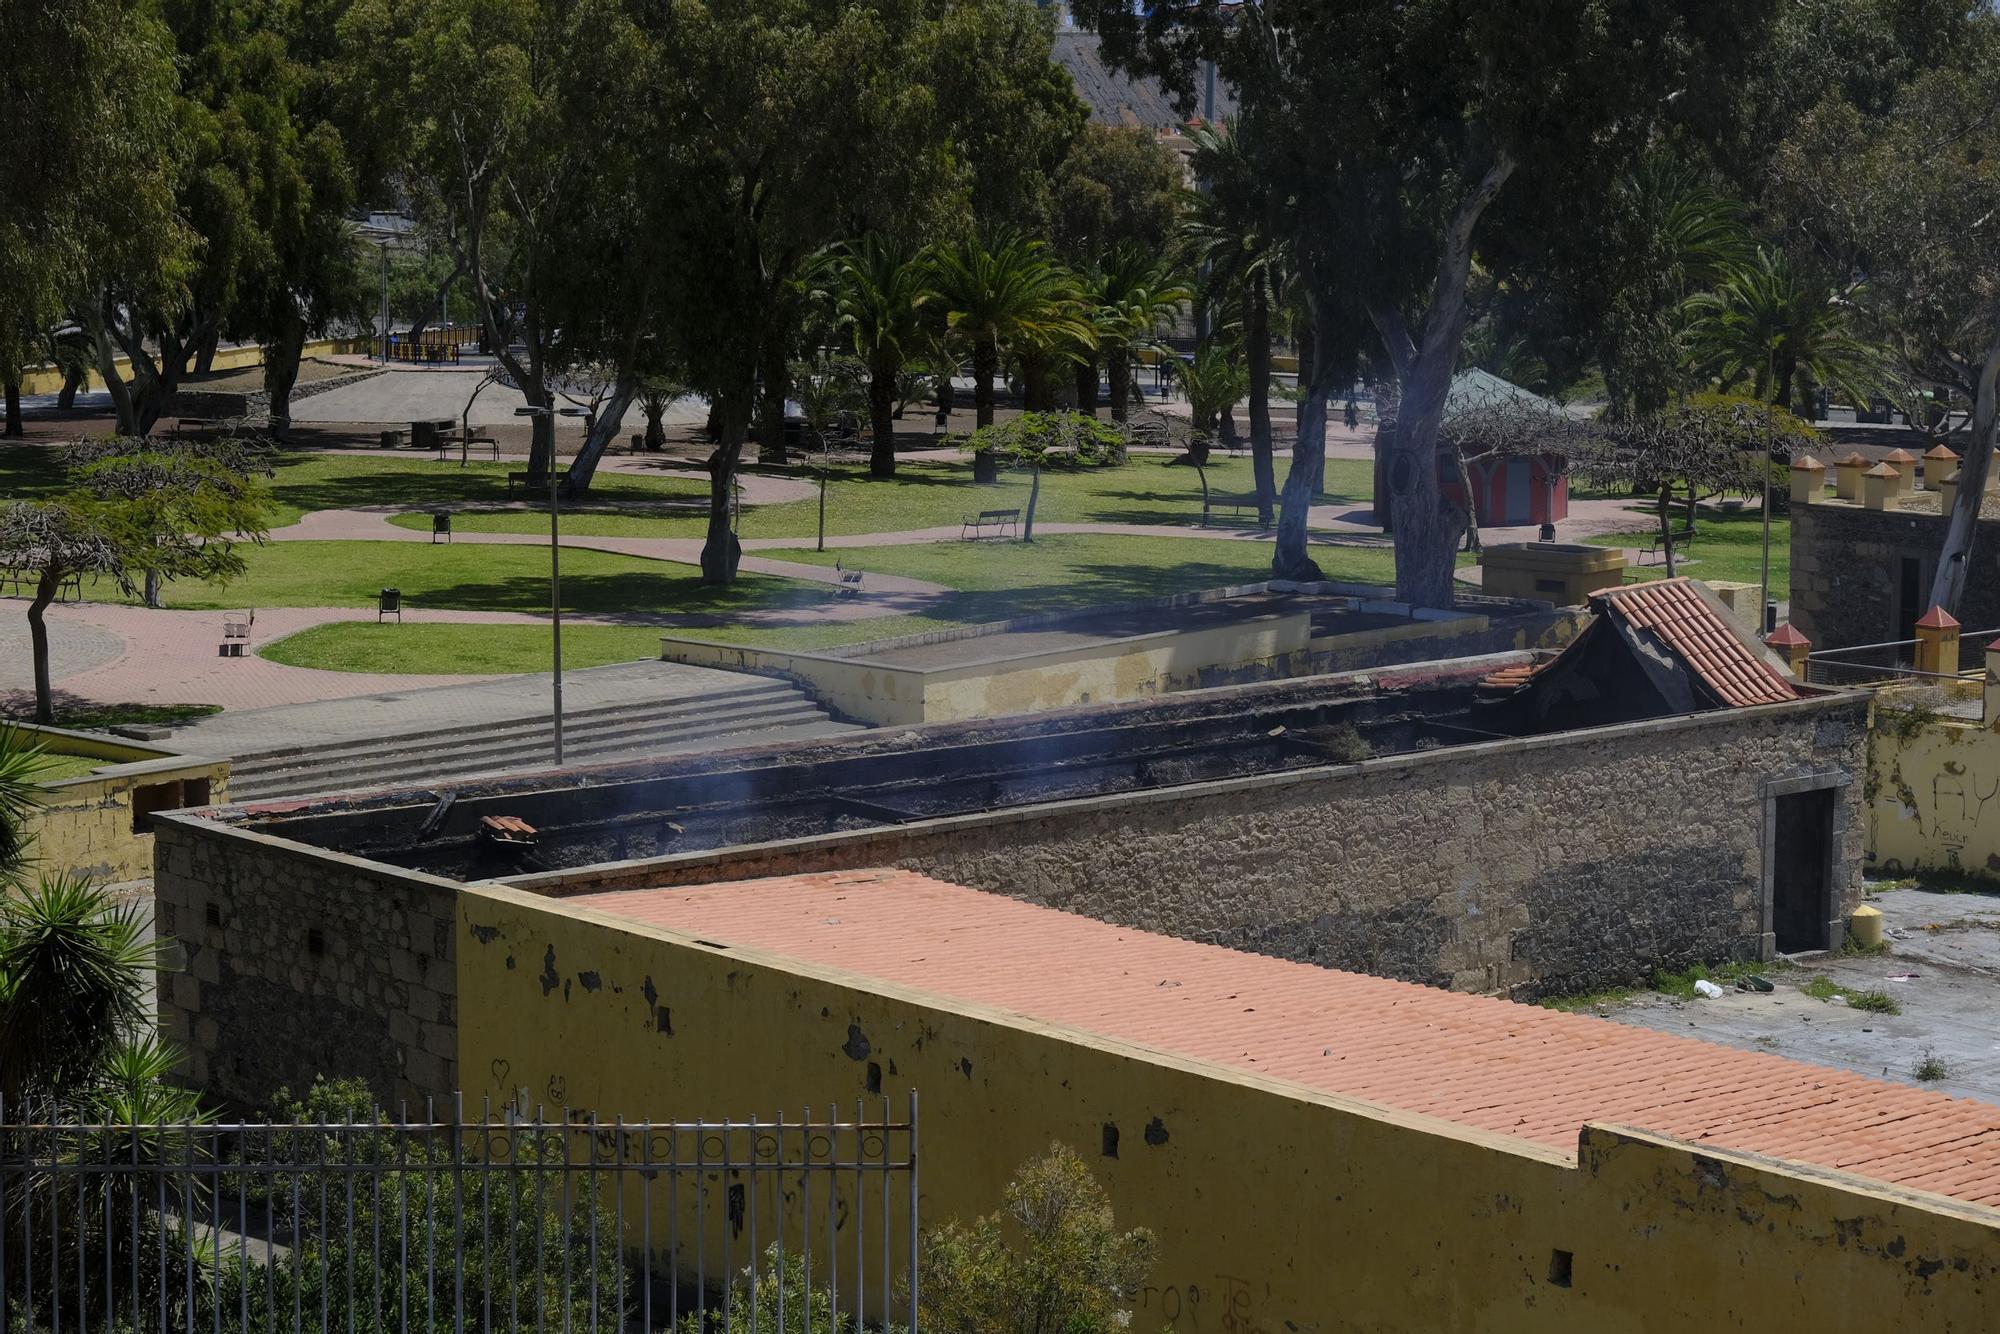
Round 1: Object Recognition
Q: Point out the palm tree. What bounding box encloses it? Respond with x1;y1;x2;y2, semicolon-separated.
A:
1685;248;1886;413
1177;340;1250;466
1089;244;1192;425
929;233;1093;429
833;235;937;478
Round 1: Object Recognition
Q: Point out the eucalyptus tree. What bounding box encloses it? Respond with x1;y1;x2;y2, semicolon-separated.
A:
1070;0;1777;601
1769;16;2000;613
1183;120;1292;522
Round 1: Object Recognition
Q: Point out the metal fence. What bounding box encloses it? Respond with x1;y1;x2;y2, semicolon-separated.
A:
0;1094;918;1334
1802;629;2000;687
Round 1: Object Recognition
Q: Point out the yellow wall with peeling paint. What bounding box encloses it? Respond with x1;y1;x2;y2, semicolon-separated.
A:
1866;684;2000;881
457;883;2000;1334
19;725;229;885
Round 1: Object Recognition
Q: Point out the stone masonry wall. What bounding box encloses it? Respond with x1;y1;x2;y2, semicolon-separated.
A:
153;814;458;1111
533;694;1870;998
1791;502;2000;651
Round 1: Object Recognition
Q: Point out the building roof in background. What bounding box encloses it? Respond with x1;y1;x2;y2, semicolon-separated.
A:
1051;31;1234;131
1592;579;1800;708
572;869;2000;1211
1444;368;1567;421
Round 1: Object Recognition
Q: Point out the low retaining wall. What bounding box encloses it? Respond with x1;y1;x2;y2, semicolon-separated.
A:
19;724;228;884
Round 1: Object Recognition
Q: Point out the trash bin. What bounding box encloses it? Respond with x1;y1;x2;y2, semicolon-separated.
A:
431;513;452;544
378;588;403;622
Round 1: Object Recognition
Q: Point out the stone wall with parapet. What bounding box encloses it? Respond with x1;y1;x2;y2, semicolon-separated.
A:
1791;501;2000;651
525;692;1872;999
153;812;459;1111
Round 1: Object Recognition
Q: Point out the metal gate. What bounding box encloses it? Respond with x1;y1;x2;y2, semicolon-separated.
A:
0;1094;918;1334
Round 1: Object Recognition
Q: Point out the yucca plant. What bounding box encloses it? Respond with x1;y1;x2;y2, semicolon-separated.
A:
0;872;159;1100
0;724;53;882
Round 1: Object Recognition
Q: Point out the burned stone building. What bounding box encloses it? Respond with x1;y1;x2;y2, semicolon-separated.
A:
150;578;1867;1110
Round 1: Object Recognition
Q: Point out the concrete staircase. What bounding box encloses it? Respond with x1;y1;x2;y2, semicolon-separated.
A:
225;678;859;802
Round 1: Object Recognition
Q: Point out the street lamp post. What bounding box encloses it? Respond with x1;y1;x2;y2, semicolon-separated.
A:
516;404;588;767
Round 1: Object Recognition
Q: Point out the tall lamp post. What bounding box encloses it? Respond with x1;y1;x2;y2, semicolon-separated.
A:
515;404;588;767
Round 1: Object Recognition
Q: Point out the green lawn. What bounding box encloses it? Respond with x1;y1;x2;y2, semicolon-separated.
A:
1586;510;1790;599
116;540;829;618
256;531;1396;674
263;453;709;526
383;455;1378;542
30;753;111;783
0;443;67;499
260;622;670;675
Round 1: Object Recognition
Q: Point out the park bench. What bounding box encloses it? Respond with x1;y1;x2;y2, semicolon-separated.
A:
508;468;574;497
833;567;864;598
1204;493;1266;524
1643;526;1698;565
436;430;500;461
962;508;1021;539
218;609;254;658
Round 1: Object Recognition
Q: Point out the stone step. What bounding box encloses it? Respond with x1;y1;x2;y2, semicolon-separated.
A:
229;708;861;802
228;677;796;771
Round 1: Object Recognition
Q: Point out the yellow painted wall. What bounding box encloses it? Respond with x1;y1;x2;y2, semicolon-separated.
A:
458;884;2000;1334
663;612;1501;728
16;338;372;396
20;726;229;884
1866;686;2000;880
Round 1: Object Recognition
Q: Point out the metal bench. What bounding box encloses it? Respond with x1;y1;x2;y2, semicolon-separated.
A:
961;507;1021;539
218;609;254;657
1644;526;1697;565
437;432;500;461
834;567;864;598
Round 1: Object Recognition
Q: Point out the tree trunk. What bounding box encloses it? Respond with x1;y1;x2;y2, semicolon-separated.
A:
758;339;790;467
1381;350;1459;607
1453;446;1481;554
645;402;667;451
1108;356;1132;425
700;392;752;583
57;363;84;409
868;363;897;478
406;258;466;345
972;337;998;428
2;378;20;436
1928;325;2000;612
566;379;639;492
144;568;162;610
1372;382;1400;532
88;317;139;437
29;569;58;724
1658;485;1677;577
524;388;556;480
264;325;306;440
1274;304;1330;581
1248;280;1275;526
1023;464;1041;542
1075;359;1099;417
935;362;957;425
193;327;221;376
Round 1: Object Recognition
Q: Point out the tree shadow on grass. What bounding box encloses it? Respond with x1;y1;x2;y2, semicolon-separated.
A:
404;570;834;620
0;444;68;500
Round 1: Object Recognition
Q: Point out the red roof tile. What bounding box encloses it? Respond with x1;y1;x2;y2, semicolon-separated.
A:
1592;578;1799;708
1928;444;1961;461
1867;462;1901;478
571;870;2000;1211
1790;454;1826;471
1764;622;1810;649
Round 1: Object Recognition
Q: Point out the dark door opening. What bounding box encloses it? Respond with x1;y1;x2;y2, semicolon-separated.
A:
1772;788;1836;952
1895;556;1926;657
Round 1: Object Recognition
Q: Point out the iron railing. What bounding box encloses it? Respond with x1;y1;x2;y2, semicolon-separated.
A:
1802;629;2000;687
0;1094;918;1334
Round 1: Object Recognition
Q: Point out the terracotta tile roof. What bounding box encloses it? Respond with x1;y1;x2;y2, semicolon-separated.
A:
1592;578;1799;708
570;870;2000;1210
1867;462;1901;478
1764;622;1810;649
1476;660;1549;692
1790;454;1825;472
1928;444;1961;461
